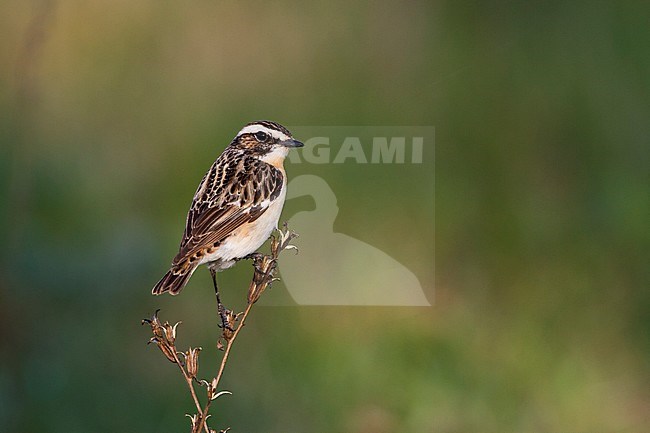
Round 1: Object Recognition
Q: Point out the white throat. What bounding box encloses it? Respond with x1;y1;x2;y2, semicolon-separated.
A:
259;146;290;168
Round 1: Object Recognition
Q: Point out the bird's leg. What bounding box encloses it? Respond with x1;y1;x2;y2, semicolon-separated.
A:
209;267;232;332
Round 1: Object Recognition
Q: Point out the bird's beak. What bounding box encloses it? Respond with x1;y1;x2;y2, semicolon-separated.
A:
280;138;304;148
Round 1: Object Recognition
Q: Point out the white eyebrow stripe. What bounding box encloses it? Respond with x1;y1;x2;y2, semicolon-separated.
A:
236;124;290;142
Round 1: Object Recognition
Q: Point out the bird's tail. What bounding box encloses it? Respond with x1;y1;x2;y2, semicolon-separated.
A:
152;266;196;295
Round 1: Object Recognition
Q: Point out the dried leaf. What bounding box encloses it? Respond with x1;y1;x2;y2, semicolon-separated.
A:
186;413;201;433
211;390;232;401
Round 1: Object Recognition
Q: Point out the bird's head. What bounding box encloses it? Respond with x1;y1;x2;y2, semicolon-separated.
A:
230;120;303;165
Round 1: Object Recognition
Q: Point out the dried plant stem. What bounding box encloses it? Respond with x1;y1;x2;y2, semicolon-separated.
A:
200;301;253;425
170;349;210;433
144;224;299;433
215;302;252;390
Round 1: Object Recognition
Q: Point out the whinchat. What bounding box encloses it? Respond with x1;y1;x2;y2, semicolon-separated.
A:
152;121;303;310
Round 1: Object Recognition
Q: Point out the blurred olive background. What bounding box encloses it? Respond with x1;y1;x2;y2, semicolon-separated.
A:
1;1;649;432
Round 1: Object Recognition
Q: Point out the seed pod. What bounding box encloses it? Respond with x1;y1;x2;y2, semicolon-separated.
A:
163;321;181;344
185;347;201;378
157;342;177;364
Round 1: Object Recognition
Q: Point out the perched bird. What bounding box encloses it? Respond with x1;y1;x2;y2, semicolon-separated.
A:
152;121;303;312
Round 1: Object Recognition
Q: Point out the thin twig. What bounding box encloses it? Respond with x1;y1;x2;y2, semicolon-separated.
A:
201;302;254;423
170;350;210;433
145;225;299;432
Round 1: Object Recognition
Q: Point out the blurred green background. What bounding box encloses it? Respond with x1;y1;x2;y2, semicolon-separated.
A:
1;1;648;432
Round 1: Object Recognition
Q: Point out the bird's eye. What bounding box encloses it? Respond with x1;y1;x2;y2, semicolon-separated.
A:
255;131;269;142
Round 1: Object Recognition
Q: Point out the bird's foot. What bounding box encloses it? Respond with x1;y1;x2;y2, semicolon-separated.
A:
217;304;236;334
241;252;264;261
240;252;268;274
